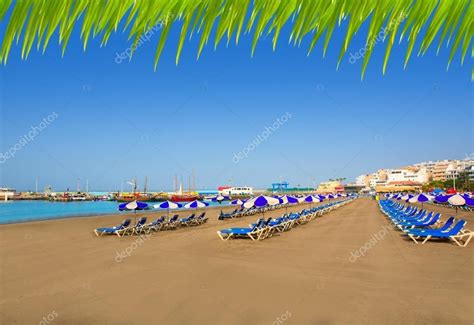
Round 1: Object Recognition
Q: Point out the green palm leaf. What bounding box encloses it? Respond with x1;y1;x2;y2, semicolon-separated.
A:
0;0;472;79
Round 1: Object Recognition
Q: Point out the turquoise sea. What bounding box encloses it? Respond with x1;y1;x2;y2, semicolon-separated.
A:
0;200;229;224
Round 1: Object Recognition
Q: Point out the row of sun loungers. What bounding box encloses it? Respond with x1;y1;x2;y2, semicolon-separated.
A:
217;199;354;241
218;204;287;220
94;212;208;237
379;200;473;247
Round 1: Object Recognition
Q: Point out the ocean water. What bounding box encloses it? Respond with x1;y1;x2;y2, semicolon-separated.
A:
0;200;230;224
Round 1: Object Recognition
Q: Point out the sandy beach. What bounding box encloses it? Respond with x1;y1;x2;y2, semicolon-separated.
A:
0;198;472;324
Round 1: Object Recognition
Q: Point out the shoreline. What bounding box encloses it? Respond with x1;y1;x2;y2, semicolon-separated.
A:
0;200;237;227
0;203;235;226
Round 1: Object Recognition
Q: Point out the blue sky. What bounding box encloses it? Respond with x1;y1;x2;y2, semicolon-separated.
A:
0;14;472;192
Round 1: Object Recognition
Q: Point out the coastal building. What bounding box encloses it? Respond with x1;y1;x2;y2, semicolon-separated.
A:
414;159;474;182
455;159;474;179
0;188;16;201
355;174;371;189
316;181;344;193
355;158;473;193
218;186;253;196
386;166;430;184
414;159;452;172
466;165;474;182
344;183;365;193
431;161;451;181
375;181;422;193
445;162;460;180
368;170;388;189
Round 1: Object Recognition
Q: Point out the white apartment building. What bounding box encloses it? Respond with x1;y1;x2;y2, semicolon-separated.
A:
386;167;429;184
0;187;16;201
445;162;459;180
369;170;387;189
219;186;253;196
414;160;452;173
355;158;472;189
466;165;474;182
356;175;369;187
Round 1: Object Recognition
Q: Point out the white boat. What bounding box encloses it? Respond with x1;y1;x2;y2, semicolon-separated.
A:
219;186;253;196
71;193;88;201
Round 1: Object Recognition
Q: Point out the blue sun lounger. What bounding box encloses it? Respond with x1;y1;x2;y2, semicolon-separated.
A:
129;217;148;235
147;216;166;232
397;213;440;230
194;212;208;225
250;217;292;233
406;219;474;247
403;216;455;235
164;215;180;230
94;218;131;237
180;214;195;226
218;209;237;220
217;219;269;241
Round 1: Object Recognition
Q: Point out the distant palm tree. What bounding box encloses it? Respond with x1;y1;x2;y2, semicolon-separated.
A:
0;0;472;79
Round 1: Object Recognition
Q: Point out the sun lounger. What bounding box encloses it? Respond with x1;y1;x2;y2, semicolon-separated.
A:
217;219;269;241
403;216;455;234
194;212;208;225
397;213;440;230
218;209;236;220
180;214;195;226
125;217;148;235
94;218;131;237
163;215;180;230
406;219;473;246
146;216;166;232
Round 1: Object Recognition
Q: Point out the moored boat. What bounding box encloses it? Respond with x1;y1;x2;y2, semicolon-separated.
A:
170;193;198;202
116;193;154;202
169;180;198;202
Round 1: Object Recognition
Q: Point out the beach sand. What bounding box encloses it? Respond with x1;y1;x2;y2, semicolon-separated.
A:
0;198;472;324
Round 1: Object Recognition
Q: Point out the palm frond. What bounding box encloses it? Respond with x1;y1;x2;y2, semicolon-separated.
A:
0;0;472;79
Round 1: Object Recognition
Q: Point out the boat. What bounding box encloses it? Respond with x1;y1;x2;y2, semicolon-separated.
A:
71;192;89;201
170;193;198;202
169;181;198;202
116;177;154;202
151;192;169;201
116;193;154;202
51;193;72;202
